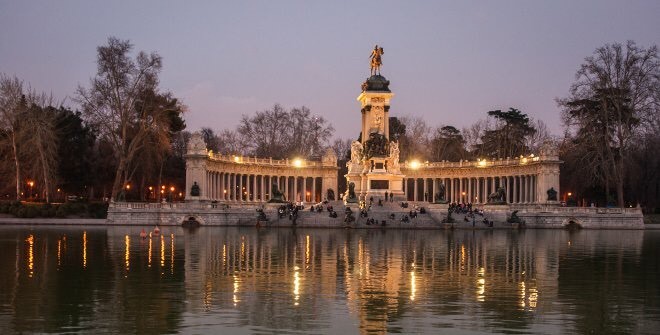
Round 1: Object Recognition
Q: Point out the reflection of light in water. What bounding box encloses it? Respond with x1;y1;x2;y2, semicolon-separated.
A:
477;267;486;302
222;244;226;267
305;235;310;265
170;233;175;274
529;287;538;308
294;265;300;306
357;239;363;277
57;239;61;267
240;237;245;269
233;275;240;306
148;234;152;268
519;281;526;308
83;231;87;268
26;235;34;277
410;263;416;301
125;235;130;273
160;234;165;268
204;280;212;309
460;244;466;271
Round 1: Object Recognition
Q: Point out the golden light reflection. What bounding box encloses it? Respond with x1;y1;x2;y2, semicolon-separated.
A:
294;265;301;306
222;244;226;267
204;280;212;309
233;274;240;306
529;287;539;308
148;235;152;268
305;235;310;265
57;239;61;267
460;245;466;272
410;269;417;301
26;235;34;277
82;231;87;268
170;233;175;274
160;234;165;268
477;267;486;302
125;235;130;273
519;281;526;308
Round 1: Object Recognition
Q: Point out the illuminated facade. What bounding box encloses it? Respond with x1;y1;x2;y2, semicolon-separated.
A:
185;133;339;203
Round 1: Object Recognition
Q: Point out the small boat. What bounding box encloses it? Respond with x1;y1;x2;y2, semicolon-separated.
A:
153;226;161;235
139;229;147;239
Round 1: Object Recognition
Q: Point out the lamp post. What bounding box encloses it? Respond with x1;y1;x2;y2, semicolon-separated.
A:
170;186;175;202
28;180;34;199
28;181;34;201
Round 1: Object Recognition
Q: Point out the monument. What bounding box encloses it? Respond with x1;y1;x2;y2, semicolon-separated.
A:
345;45;405;202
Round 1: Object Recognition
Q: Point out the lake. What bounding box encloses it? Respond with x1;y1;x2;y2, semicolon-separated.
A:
0;225;658;334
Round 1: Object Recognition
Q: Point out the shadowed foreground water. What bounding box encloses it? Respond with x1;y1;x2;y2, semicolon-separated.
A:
0;225;659;334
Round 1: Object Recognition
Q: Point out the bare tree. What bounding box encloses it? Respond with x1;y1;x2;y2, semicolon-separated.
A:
76;37;163;201
0;74;25;200
332;138;353;161
23;91;59;203
237;104;333;159
525;119;554;153
559;41;659;207
462;118;492;157
217;129;243;155
398;115;431;161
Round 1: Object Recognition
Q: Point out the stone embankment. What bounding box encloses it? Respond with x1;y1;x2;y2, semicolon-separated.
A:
103;201;645;229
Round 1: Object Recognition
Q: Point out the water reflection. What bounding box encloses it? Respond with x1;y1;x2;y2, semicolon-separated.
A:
0;227;659;334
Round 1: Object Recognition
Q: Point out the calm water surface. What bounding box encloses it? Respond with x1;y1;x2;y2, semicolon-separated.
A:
0;225;659;334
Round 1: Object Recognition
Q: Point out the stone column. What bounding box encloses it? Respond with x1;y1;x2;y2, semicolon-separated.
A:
294;176;299;203
511;176;516;203
459;178;464;203
251;175;256;202
261;175;265;202
283;176;288;201
303;177;308;202
491;177;495;196
526;175;530;203
239;174;244;202
413;178;418;202
476;177;481;204
502;176;509;204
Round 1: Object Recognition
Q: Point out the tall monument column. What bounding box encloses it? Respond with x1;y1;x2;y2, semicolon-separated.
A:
344;45;405;203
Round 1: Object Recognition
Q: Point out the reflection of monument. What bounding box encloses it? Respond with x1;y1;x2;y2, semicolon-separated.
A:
345;47;405;202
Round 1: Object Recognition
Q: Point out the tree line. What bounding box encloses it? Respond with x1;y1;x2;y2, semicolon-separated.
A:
1;38;657;211
1;37;187;203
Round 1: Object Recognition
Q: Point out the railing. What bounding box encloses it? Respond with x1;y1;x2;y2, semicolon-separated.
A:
207;154;329;168
401;156;547;170
109;201;263;211
509;204;642;215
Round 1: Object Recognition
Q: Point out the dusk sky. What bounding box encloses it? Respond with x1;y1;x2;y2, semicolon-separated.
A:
1;1;658;140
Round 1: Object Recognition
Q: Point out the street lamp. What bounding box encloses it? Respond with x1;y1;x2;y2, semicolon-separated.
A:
462;191;466;204
27;180;34;201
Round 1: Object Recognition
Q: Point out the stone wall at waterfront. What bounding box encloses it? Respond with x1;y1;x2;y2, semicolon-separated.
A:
106;201;645;229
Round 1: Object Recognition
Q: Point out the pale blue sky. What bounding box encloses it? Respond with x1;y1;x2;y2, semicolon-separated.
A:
1;1;658;139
